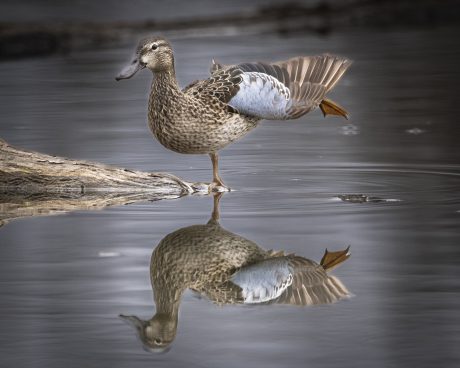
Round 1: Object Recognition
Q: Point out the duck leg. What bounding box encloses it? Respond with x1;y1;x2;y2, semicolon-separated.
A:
209;152;230;192
208;192;223;224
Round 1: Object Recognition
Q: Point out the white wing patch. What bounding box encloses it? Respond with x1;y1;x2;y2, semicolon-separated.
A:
229;72;292;120
230;257;293;304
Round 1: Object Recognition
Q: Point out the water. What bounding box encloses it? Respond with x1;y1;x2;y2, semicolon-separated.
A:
0;0;322;22
1;27;460;368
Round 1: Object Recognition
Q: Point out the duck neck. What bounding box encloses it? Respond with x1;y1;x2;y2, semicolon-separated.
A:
153;287;183;318
151;67;180;96
148;68;181;124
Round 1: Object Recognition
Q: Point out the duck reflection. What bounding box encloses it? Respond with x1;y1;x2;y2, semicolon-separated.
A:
121;194;351;352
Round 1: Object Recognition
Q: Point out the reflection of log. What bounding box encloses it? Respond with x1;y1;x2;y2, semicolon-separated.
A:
0;192;169;226
0;139;205;224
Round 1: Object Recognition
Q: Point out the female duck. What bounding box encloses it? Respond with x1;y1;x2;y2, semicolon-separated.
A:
116;37;351;190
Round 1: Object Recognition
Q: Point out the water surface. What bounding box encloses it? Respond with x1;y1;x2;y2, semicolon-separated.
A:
1;27;460;368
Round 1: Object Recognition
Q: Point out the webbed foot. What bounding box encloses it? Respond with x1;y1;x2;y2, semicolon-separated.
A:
208;180;231;193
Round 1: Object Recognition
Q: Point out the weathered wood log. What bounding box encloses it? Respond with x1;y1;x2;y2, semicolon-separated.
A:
0;139;207;225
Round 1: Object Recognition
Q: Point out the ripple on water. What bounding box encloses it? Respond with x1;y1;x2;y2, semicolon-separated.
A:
233;163;460;205
334;194;402;203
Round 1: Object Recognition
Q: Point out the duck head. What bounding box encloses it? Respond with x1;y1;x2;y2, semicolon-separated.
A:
120;313;178;353
116;36;174;80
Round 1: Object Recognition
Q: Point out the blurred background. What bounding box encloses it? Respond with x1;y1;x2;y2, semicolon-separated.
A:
1;1;460;368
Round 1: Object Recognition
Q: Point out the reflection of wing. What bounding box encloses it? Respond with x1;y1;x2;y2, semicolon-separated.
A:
230;257;293;304
229;255;350;306
276;256;350;306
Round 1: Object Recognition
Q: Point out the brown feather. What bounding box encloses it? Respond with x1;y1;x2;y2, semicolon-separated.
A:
274;55;352;119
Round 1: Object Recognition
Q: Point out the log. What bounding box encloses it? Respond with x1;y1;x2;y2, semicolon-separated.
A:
0;139;207;225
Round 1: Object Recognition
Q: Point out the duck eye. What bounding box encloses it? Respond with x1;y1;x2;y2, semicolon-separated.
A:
151;44;158;51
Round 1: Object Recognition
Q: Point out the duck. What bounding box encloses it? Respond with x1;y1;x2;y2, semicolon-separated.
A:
120;193;351;352
116;36;352;191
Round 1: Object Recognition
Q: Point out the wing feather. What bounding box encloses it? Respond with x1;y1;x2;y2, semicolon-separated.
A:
227;254;350;306
229;257;293;304
183;66;242;105
274;255;350;306
183;55;350;120
227;55;351;120
227;71;292;119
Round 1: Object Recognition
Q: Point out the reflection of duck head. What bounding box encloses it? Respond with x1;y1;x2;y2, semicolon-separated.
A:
120;313;177;353
121;194;351;352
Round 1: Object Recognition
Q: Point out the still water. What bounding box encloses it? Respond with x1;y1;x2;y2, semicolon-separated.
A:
1;27;460;368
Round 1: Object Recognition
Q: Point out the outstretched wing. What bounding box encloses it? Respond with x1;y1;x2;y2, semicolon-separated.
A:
227;55;352;120
184;55;351;119
229;254;350;306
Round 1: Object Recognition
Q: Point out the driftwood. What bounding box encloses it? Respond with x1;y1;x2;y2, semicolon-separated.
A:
0;139;207;225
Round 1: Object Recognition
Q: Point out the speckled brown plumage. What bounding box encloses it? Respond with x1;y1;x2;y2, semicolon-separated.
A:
147;70;259;154
116;36;351;190
151;219;268;306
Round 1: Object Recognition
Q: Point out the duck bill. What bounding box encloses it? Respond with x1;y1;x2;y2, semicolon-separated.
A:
116;58;145;81
119;314;144;331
